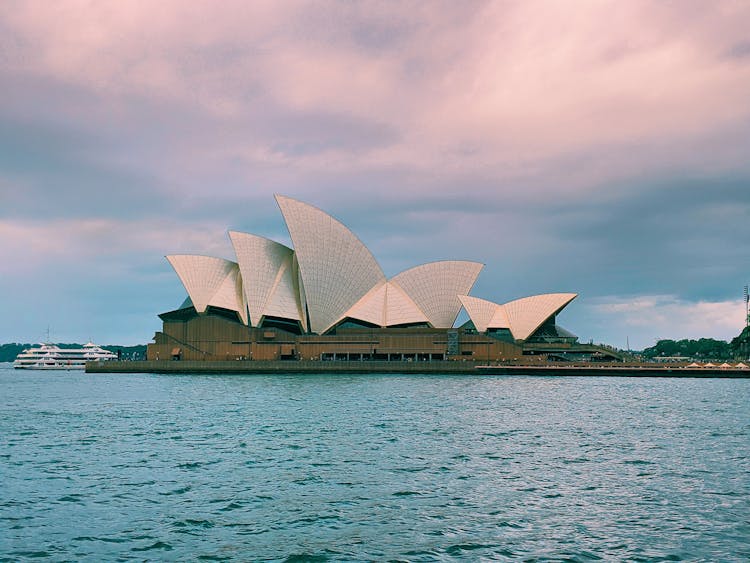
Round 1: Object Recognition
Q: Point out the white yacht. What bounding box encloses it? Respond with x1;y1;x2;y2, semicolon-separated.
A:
13;342;118;370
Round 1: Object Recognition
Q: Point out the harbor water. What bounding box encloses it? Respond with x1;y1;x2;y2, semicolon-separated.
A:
1;364;749;561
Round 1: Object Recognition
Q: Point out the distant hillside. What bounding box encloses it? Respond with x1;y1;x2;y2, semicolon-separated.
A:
642;338;732;360
0;343;147;363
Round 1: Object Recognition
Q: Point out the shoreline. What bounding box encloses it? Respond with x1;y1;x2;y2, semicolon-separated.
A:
85;360;750;377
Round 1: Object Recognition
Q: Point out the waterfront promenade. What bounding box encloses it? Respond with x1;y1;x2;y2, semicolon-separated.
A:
87;360;750;377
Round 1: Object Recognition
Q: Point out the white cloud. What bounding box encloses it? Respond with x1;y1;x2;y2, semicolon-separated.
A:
0;218;235;274
1;3;749;345
587;295;746;349
3;1;750;179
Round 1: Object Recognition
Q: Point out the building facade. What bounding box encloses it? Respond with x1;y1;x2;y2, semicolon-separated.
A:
147;195;616;362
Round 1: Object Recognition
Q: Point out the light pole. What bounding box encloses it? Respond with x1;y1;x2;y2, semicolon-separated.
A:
745;285;749;327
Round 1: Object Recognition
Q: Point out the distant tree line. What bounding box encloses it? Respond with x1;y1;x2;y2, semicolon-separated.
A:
642;338;736;360
731;327;750;359
0;343;147;363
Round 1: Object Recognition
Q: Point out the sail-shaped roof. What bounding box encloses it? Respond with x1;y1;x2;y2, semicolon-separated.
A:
228;231;300;326
391;261;483;328
262;257;303;323
384;282;429;326
344;282;387;326
458;295;502;333
502;293;577;340
489;304;510;329
166;255;247;323
292;255;309;331
461;292;577;341
343;281;429;327
275;195;386;334
162;197;580;340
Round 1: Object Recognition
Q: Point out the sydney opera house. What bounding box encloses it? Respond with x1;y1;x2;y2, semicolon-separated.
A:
147;195;616;362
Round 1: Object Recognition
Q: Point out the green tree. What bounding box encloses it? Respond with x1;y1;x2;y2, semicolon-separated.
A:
642;338;731;360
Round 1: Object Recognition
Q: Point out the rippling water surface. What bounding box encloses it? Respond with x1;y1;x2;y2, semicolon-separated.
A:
1;364;749;561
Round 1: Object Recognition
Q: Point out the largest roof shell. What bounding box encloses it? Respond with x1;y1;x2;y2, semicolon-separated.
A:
275;195;386;334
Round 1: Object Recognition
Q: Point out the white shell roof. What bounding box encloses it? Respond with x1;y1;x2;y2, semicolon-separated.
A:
262;257;303;323
293;255;309;331
489;304;511;329
385;282;429;326
209;266;248;324
344;281;429;327
460;292;576;340
166;255;247;324
391;261;484;328
344;282;387;326
276;194;386;334
164;197;579;338
502;293;577;340
458;295;503;333
228;231;300;326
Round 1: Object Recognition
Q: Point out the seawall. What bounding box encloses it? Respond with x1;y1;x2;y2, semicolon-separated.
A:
86;360;750;377
86;359;483;374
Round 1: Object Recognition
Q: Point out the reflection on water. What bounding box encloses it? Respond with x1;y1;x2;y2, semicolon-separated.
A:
1;365;749;561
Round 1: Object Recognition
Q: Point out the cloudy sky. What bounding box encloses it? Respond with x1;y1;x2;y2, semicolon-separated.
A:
1;1;749;349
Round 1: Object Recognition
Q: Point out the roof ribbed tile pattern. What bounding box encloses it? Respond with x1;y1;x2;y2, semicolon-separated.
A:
292;256;309;331
163;197;579;338
489;304;511;329
208;266;248;324
502;293;577;340
166;255;246;322
385;282;429;326
228;231;298;326
391;261;484;328
344;282;387;326
458;295;501;333
461;293;576;339
344;282;429;327
263;257;303;323
275;195;386;334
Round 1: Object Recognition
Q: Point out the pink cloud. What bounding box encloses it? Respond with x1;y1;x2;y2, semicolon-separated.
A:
3;0;749;176
0;217;234;275
3;2;749;346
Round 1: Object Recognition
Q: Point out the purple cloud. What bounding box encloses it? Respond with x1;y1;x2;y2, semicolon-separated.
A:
1;1;749;346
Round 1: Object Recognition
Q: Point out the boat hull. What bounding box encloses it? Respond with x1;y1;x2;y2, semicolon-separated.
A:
13;342;117;370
